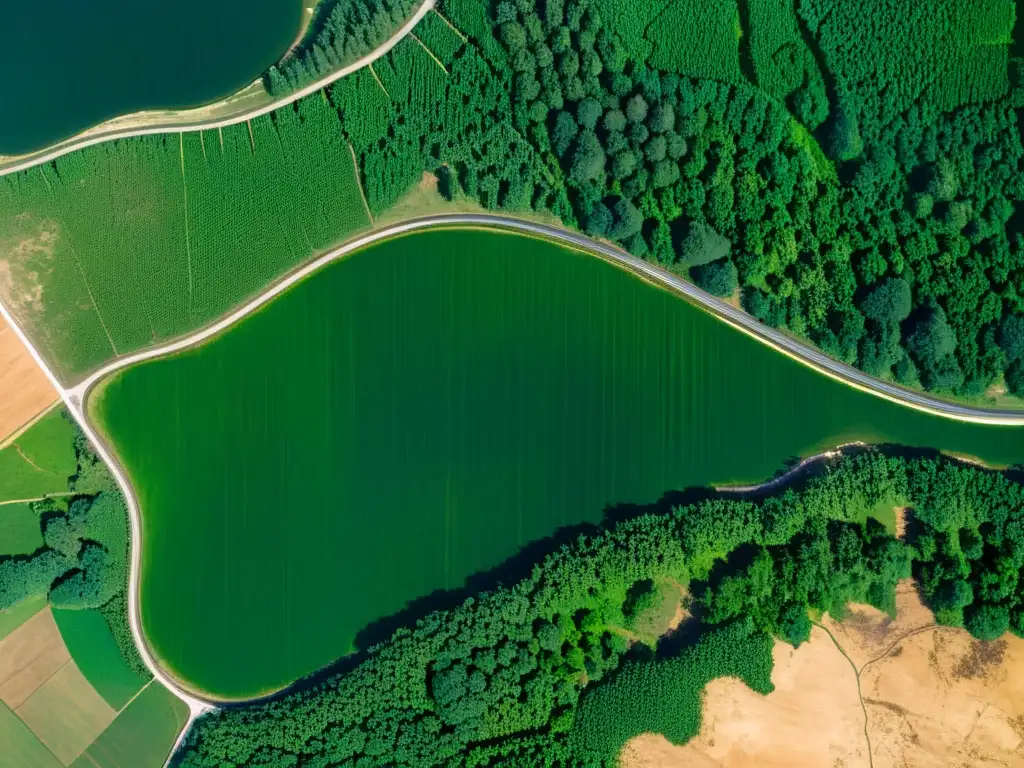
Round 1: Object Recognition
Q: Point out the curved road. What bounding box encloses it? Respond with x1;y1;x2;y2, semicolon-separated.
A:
0;0;435;179
2;214;1024;762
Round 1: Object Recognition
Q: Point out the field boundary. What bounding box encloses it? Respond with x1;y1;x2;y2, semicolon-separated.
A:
0;0;436;179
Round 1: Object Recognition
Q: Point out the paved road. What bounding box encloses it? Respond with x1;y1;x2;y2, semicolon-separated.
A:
0;0;436;179
2;212;1023;762
67;213;1024;425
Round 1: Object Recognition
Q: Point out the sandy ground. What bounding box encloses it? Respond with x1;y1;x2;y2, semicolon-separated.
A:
621;582;1024;767
621;628;868;768
0;317;57;444
0;606;70;709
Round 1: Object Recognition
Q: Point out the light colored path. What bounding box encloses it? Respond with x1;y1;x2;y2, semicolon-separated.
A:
1;214;1023;763
63;214;1024;424
0;0;436;179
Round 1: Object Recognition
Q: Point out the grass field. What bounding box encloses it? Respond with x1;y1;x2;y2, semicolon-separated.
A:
0;409;76;502
93;229;1024;698
71;682;189;768
0;600;183;768
0;502;41;555
15;661;118;765
0;595;45;641
0;92;372;382
53;609;148;711
0;702;60;768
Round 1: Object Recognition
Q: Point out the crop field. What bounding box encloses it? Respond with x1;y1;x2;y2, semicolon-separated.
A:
92;229;1024;698
0;503;42;556
70;682;188;768
0;600;182;768
52;609;147;711
0;410;76;502
0;702;60;768
0;95;372;381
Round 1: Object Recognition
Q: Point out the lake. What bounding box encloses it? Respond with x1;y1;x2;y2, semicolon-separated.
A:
0;0;302;154
91;228;1024;699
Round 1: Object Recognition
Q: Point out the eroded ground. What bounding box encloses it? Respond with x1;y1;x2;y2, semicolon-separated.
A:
621;582;1024;767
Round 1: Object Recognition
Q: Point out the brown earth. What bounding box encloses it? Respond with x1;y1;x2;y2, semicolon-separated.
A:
0;299;58;446
620;582;1024;767
0;606;70;709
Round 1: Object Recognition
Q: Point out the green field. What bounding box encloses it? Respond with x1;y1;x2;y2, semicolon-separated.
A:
0;410;76;502
0;702;60;768
0;99;372;380
0;595;45;640
92;229;1024;699
0;503;41;555
53;609;148;710
70;682;189;768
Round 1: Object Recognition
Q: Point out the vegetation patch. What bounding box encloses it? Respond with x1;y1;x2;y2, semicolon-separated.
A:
0;702;60;768
53;609;148;711
14;661;117;766
174;453;1024;765
0;502;42;556
0;410;75;502
72;682;189;768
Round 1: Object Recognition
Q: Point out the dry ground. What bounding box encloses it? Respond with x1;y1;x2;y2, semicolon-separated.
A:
0;607;70;709
621;582;1024;767
0;316;57;444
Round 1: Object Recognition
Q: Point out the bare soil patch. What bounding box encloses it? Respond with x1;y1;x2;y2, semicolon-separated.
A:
621;628;868;768
0;317;58;444
620;582;1024;767
0;606;70;709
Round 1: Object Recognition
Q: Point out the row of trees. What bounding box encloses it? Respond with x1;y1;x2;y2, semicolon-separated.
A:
175;451;1024;766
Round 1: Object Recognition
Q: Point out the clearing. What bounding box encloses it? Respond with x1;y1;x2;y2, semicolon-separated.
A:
621;583;1024;766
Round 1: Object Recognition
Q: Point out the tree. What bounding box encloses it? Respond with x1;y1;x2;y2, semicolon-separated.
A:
965;602;1009;641
1006;361;1024;396
577;98;602;131
679;223;731;267
777;602;811;646
585;202;613;235
603;109;626;133
553;111;578;157
828;107;863;162
625;94;648;123
999;315;1024;364
570;132;606;184
859;278;912;325
648;102;675;134
691;258;738;297
907;307;957;365
501;21;527;50
610;198;642;240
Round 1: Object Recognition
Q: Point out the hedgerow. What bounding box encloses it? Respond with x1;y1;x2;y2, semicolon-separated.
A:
173;452;1024;765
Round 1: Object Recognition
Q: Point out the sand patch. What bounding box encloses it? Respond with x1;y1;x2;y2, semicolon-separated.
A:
621;628;868;767
622;582;1024;767
0;317;58;444
0;606;70;709
859;595;1024;766
16;661;116;765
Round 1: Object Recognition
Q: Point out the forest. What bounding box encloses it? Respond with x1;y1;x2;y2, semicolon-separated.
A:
318;0;1024;399
173;452;1024;766
0;414;145;675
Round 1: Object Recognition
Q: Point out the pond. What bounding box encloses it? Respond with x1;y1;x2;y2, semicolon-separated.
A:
0;0;303;154
91;228;1024;699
